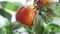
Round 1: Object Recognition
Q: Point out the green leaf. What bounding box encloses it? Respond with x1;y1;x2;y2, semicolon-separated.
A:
46;24;60;32
0;1;7;8
0;8;12;20
2;27;7;34
34;0;37;3
0;29;4;34
43;29;50;34
49;31;55;34
1;1;22;11
33;14;44;34
55;6;60;16
24;27;32;34
6;20;11;26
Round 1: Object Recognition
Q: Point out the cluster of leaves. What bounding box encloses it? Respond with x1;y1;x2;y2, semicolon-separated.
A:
33;0;60;34
0;0;60;34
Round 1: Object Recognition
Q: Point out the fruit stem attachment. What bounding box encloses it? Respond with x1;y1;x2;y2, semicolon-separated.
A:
33;7;38;14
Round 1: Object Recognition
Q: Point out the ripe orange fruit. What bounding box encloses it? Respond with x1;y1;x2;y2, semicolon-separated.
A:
16;6;37;27
40;0;49;5
40;0;53;5
48;0;53;2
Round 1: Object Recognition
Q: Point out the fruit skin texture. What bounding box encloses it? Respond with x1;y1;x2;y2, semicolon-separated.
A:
40;0;49;5
16;6;37;27
40;0;53;5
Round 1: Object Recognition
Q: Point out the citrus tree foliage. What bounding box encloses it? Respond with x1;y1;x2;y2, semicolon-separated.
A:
0;0;60;34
